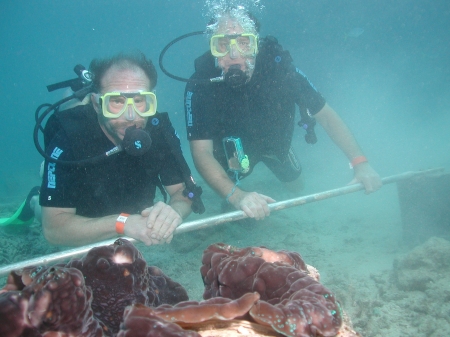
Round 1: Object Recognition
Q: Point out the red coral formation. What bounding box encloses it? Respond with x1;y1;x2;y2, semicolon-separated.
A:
1;265;48;291
0;290;36;337
201;243;343;336
0;240;351;337
1;239;188;336
66;238;188;332
117;294;261;337
152;292;260;323
117;304;201;337
0;266;104;337
201;243;308;300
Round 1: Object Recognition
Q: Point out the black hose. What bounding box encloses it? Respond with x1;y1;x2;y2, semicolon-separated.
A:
33;86;99;166
158;31;206;82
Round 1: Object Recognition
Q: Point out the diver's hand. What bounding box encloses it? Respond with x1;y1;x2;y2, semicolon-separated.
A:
141;201;182;244
120;202;181;245
228;189;275;220
348;162;382;194
120;214;157;246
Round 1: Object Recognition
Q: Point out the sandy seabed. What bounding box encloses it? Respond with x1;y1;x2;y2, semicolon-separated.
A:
1;165;449;337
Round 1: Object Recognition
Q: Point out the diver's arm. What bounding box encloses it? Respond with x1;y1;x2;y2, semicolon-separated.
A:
314;103;382;192
190;139;236;198
190;139;274;219
315;103;364;158
42;206;162;247
42;207;121;246
165;183;192;220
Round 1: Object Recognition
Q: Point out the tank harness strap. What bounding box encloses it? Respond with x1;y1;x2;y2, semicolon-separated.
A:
155;113;205;214
155;178;168;204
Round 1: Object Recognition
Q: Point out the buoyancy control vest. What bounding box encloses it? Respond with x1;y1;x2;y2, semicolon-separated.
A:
44;105;205;214
191;36;317;162
192;35;316;145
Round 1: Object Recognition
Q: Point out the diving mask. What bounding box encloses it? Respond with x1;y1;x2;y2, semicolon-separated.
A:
210;33;258;58
98;91;157;119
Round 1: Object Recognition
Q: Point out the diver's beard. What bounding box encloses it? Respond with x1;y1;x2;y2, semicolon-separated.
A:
245;58;255;79
99;116;147;146
223;58;255;89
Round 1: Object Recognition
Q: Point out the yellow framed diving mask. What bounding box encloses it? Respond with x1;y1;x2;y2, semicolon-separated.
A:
98;91;157;119
210;33;258;58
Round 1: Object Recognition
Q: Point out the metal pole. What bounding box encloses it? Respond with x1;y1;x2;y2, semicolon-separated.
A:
0;168;443;278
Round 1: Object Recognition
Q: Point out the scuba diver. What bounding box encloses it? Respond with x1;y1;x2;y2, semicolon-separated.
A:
2;52;204;247
178;7;382;220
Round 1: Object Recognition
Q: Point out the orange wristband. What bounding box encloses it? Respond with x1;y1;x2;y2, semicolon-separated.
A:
350;156;368;168
116;213;129;234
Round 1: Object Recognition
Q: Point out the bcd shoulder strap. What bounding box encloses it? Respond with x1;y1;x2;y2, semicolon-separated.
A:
148;112;205;214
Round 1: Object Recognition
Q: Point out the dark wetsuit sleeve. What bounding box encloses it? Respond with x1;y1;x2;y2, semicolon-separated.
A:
159;152;185;187
159;161;184;187
291;66;326;115
39;130;78;208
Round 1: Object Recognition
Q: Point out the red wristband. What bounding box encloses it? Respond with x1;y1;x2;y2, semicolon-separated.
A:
350;156;368;168
116;213;129;234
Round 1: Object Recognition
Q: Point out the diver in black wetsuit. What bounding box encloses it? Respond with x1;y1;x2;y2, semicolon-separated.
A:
36;52;198;247
184;8;382;220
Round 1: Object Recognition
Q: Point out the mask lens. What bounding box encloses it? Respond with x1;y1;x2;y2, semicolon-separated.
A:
211;34;257;57
235;36;253;54
101;92;157;118
132;94;151;113
211;35;228;57
217;37;231;54
106;94;127;116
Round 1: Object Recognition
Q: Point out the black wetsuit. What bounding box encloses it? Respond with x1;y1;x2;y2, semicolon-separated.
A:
184;36;326;182
40;105;184;218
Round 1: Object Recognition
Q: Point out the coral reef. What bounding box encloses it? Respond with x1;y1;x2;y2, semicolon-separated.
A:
1;239;188;336
201;243;343;336
0;239;360;337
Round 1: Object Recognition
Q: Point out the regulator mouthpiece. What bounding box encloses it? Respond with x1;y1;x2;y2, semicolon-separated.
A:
122;126;152;156
225;64;248;89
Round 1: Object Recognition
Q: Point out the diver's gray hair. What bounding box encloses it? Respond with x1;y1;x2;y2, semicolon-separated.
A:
206;6;258;36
